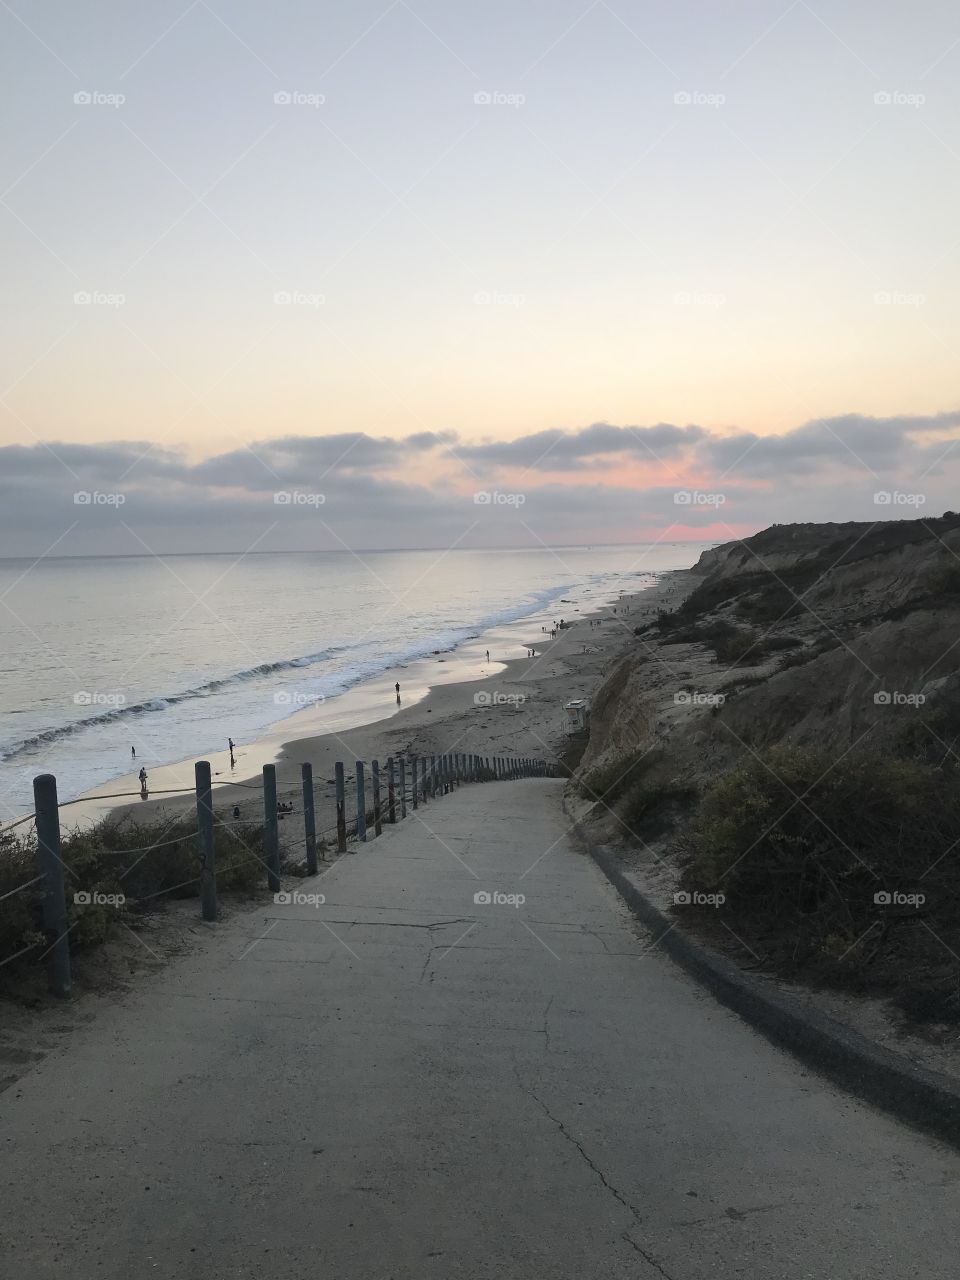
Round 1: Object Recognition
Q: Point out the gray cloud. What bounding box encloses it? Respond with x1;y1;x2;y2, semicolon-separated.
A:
455;421;706;470
0;410;958;555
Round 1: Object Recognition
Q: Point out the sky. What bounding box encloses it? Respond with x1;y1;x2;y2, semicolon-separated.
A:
1;0;959;554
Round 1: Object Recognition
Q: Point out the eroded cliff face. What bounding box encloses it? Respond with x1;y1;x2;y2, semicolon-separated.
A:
581;515;960;792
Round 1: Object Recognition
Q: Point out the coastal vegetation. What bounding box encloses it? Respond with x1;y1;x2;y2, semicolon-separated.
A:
0;816;271;999
578;515;960;1031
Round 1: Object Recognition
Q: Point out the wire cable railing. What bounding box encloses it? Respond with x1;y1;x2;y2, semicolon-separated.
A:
1;750;559;996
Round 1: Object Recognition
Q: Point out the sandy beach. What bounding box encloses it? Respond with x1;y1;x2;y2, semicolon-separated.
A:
88;568;696;846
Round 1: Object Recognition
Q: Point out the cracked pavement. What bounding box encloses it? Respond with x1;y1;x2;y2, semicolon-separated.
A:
1;778;959;1278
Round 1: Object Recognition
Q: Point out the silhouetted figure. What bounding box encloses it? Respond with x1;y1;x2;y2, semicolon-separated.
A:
131;746;136;757
395;681;401;705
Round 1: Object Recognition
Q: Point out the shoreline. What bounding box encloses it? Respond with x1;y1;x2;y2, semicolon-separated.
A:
89;567;697;839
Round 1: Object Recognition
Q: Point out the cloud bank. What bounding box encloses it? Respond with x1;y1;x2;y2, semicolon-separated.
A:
1;411;957;556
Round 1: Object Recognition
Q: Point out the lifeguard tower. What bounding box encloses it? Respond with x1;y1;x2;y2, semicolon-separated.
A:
563;698;590;736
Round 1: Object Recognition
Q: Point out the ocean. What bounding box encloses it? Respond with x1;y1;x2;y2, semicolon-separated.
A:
0;543;703;816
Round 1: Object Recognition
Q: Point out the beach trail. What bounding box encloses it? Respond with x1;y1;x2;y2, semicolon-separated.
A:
2;779;957;1278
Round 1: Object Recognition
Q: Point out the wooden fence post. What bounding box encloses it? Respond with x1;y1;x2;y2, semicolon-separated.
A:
263;764;281;892
196;760;216;920
301;762;318;873
356;761;367;842
373;759;382;836
33;773;71;999
335;761;347;853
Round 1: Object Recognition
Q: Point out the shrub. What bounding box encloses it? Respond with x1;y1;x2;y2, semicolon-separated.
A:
681;748;960;1020
580;748;655;807
0;813;269;996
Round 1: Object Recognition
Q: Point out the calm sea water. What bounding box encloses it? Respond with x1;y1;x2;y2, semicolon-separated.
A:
0;544;702;814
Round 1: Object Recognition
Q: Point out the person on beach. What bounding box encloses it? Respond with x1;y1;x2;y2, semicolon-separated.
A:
485;649;490;663
131;746;136;757
138;766;148;796
395;681;401;704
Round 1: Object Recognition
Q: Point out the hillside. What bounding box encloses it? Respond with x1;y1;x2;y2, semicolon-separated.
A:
577;514;960;1042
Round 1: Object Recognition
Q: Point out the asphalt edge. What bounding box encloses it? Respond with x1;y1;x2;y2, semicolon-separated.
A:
570;816;960;1153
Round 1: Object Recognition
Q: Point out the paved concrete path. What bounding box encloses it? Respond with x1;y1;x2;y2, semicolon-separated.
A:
2;779;959;1278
